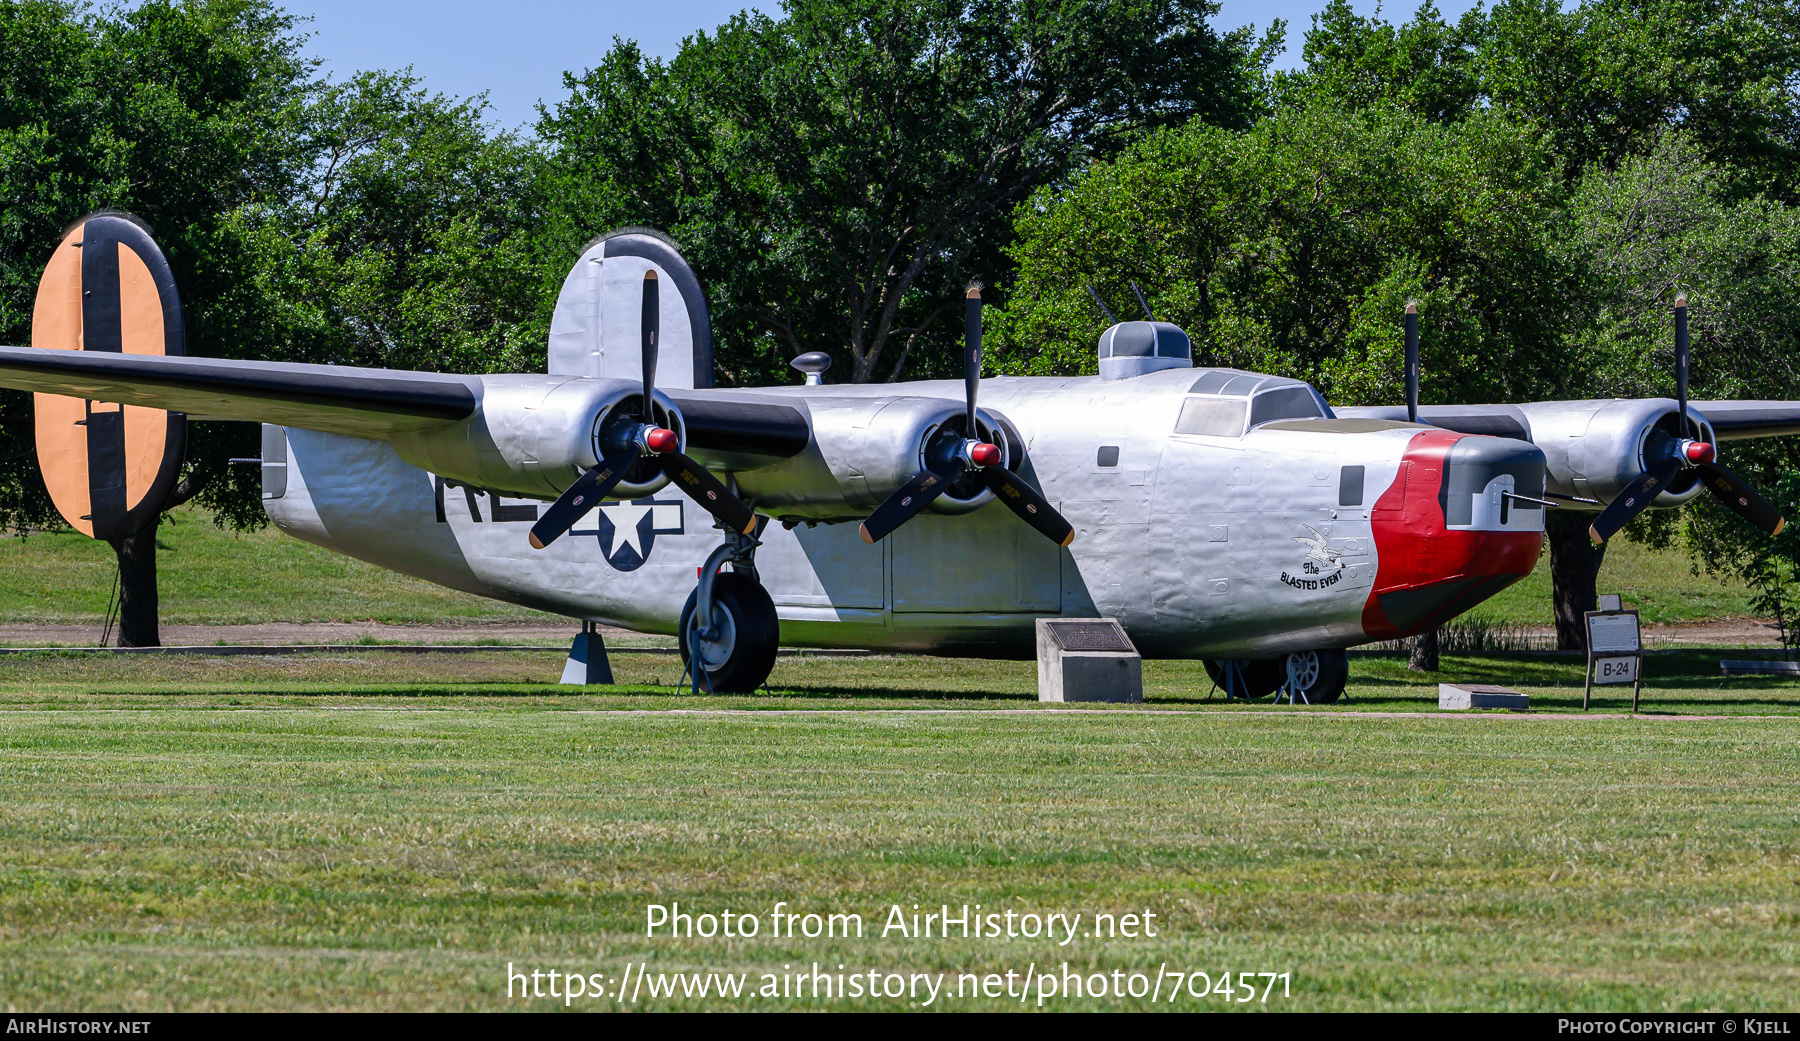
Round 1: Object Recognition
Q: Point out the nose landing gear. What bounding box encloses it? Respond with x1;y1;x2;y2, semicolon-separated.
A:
1279;649;1349;704
1204;649;1349;704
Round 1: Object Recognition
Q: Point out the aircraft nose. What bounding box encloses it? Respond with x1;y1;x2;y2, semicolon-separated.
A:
1362;430;1547;640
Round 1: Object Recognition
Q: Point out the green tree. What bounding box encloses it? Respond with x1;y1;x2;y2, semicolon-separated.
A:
1280;0;1800;193
1274;0;1483;122
0;2;544;643
1476;0;1800;193
991;104;1571;406
537;0;1279;387
1556;131;1800;641
0;0;316;644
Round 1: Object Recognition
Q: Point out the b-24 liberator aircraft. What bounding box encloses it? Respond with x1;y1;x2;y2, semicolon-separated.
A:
1;213;1795;701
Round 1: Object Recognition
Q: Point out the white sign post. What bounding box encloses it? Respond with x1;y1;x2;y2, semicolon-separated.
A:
1584;609;1643;712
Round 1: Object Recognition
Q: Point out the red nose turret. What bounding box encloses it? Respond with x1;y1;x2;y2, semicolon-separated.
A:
1684;440;1716;464
645;427;679;453
969;442;1001;468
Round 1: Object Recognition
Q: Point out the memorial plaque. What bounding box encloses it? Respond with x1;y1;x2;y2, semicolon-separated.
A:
1588;613;1640;654
1036;618;1141;703
1044;620;1135;653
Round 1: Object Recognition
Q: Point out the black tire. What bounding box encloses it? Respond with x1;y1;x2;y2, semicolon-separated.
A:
678;571;779;693
1281;648;1349;705
1203;658;1285;699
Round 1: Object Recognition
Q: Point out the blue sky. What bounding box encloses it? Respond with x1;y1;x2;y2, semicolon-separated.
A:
286;1;1485;130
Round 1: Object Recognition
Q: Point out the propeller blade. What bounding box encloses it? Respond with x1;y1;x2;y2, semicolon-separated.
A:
964;284;981;435
1404;300;1419;424
660;452;757;535
641;270;658;413
1674;294;1689;426
859;460;965;544
1697;461;1786;536
1589;458;1681;544
986;465;1075;547
528;443;641;549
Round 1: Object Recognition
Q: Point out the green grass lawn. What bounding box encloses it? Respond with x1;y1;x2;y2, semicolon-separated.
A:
0;511;1762;628
0;648;1794;715
1478;536;1755;626
1;652;1798;1011
0;509;544;625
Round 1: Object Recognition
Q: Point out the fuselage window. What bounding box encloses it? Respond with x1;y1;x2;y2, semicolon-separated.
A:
1339;465;1365;506
1096;445;1120;467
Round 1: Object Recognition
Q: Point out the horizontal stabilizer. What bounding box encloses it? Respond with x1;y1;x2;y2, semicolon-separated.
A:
0;345;477;439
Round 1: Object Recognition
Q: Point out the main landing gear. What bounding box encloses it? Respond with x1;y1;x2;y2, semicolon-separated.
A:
679;517;780;693
1205;650;1349;704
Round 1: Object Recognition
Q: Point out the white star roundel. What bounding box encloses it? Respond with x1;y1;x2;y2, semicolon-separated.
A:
582;498;685;571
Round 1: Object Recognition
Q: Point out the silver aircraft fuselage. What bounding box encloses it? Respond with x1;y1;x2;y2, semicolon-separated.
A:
264;367;1546;658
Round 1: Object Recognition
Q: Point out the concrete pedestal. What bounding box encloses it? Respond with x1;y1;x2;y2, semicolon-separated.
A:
1037;618;1142;703
1438;682;1528;710
561;623;614;685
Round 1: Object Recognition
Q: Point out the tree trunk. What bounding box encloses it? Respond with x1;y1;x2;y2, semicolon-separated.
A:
1408;629;1439;672
1545;509;1597;651
110;524;159;648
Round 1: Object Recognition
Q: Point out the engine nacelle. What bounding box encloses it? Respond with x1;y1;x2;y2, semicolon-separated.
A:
732;395;1017;522
1516;398;1713;508
387;374;684;500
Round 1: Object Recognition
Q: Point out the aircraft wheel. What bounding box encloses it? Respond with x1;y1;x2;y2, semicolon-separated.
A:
678;572;779;693
1283;649;1349;704
1202;658;1285;699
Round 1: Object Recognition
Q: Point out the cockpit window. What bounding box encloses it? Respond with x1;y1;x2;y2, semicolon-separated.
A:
1174;397;1247;438
1248;386;1326;426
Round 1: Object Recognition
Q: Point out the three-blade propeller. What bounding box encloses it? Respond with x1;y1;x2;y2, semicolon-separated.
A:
1588;296;1786;544
857;286;1075;547
528;270;756;550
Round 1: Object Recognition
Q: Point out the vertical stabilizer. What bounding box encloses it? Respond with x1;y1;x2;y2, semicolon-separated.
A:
547;228;713;388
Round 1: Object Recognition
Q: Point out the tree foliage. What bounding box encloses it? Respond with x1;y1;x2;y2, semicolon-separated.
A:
0;1;541;533
0;0;314;532
991;104;1571;406
537;0;1275;386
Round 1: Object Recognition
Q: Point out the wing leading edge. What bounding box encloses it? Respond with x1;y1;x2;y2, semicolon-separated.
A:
1688;401;1800;440
0;345;478;439
1341;401;1800;443
0;345;813;465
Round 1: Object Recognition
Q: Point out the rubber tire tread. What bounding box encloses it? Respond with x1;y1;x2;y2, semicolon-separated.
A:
1202;658;1285;699
1290;649;1350;705
678;572;779;693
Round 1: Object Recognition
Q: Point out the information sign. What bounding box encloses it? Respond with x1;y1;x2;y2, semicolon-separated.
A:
1584;609;1643;711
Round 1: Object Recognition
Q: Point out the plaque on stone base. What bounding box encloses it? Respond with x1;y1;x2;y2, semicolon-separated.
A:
1037;618;1142;703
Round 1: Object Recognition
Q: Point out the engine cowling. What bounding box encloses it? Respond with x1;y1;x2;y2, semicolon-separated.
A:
386;374;685;500
731;395;1018;522
1516;399;1714;508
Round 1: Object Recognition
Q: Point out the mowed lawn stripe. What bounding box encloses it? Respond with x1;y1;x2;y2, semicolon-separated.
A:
0;709;1796;1010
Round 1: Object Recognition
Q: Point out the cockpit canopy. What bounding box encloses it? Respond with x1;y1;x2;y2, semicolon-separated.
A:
1098;321;1193;381
1173;369;1334;438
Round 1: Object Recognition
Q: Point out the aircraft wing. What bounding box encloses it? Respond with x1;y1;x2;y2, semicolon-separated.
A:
1341;400;1800;443
0;344;478;439
1334;404;1532;439
0;343;813;467
1688;401;1800;440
